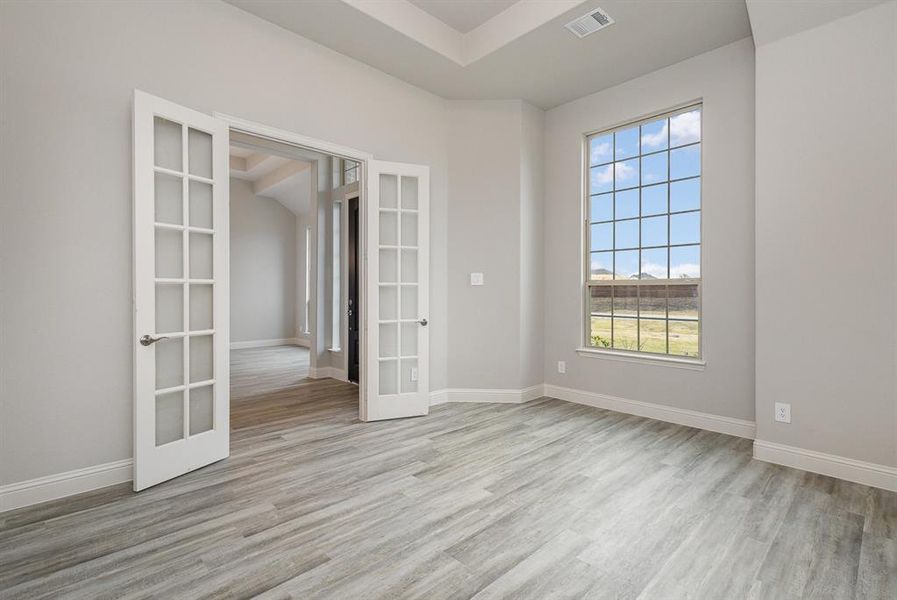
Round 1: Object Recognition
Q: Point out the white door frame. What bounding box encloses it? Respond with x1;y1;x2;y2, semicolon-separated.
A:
212;112;373;416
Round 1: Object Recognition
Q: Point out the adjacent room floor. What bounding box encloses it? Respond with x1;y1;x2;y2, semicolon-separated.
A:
0;348;894;599
230;345;310;402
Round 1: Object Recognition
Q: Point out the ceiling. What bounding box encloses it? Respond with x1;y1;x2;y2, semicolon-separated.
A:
408;0;518;33
225;0;752;109
745;0;887;46
229;145;313;216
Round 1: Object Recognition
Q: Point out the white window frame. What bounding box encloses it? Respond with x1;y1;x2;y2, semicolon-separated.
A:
304;226;311;335
580;103;704;366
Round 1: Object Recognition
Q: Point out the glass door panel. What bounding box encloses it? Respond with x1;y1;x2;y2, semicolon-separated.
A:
156;391;184;446
365;162;429;421
134;90;228;490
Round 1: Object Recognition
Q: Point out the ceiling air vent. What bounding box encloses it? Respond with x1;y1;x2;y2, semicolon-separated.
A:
565;7;614;38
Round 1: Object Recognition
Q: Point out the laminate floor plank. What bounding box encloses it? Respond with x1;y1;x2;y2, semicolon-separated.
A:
1;345;894;599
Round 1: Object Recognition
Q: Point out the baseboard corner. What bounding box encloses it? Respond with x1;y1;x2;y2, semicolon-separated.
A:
429;385;543;405
309;366;347;381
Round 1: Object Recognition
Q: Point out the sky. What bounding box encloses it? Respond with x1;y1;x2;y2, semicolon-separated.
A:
588;109;702;279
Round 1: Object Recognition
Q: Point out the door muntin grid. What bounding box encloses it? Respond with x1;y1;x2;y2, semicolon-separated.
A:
152;116;216;446
377;174;419;395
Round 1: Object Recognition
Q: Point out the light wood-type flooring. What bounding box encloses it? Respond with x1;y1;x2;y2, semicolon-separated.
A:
1;346;894;599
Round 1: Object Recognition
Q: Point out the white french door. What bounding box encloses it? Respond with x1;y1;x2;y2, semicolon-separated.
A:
363;161;430;421
132;90;229;491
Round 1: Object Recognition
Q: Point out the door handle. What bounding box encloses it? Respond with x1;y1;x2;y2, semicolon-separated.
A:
139;334;169;346
417;318;428;327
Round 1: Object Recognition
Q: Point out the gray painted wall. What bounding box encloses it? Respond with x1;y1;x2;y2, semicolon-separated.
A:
542;38;756;422
519;103;545;389
446;100;544;390
229;178;298;343
754;2;897;467
447;101;523;389
0;0;449;486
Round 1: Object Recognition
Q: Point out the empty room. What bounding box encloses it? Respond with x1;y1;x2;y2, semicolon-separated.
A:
0;1;895;598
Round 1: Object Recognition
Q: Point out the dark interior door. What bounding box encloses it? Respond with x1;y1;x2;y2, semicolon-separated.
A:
347;196;360;383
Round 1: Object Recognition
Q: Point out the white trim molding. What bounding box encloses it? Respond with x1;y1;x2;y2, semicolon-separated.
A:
753;440;897;493
309;366;347;382
543;384;756;439
215;113;374;162
341;0;587;66
0;459;133;513
430;385;544;406
576;347;705;370
230;338;305;350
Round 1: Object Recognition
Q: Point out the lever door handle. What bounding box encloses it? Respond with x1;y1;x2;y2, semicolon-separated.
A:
417;318;428;327
139;334;169;346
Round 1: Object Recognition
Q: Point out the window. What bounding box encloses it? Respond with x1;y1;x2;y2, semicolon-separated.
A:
585;105;702;358
333;157;359;187
304;226;311;334
343;159;359;185
332;157;341;190
331;202;341;349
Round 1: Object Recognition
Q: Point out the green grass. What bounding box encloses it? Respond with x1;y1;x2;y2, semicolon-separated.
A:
591;316;699;357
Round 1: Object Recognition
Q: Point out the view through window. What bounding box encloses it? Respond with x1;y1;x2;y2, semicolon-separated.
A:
343;159;359;185
586;105;702;358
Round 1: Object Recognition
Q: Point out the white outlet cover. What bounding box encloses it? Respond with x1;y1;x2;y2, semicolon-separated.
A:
557;361;566;374
774;402;791;423
470;272;484;286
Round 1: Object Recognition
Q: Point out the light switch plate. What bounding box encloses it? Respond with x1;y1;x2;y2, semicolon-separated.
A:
470;272;484;286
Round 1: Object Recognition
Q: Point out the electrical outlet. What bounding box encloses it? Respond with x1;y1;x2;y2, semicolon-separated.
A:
774;402;791;423
410;367;418;382
557;361;566;374
470;272;484;286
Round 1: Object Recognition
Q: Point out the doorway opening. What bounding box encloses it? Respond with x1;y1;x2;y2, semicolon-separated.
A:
226;130;365;421
346;194;360;384
132;91;431;490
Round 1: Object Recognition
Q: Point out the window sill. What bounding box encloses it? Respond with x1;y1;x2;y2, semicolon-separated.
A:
575;347;705;371
328;347;342;353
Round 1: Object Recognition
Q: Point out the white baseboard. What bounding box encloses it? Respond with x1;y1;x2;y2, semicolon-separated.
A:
6;386;890;515
543;384;756;440
753;440;897;492
309;366;347;381
0;459;133;513
230;338;303;350
430;385;544;406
